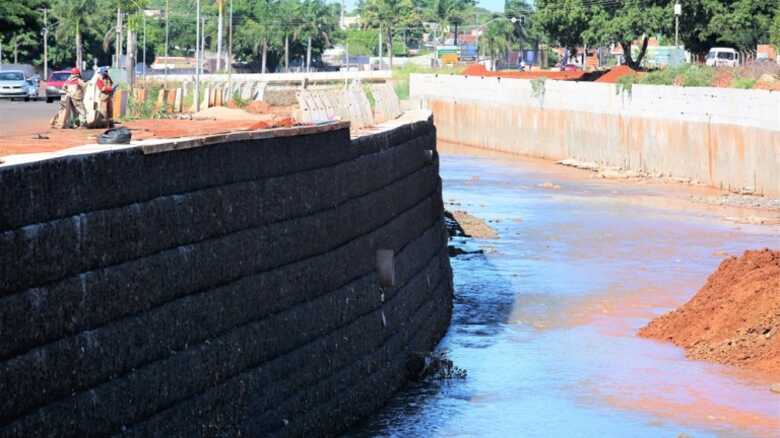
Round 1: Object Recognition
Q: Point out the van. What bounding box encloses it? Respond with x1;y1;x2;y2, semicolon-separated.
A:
705;47;739;67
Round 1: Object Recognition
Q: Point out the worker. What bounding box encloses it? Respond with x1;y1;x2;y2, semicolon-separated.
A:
94;67;115;127
50;68;86;128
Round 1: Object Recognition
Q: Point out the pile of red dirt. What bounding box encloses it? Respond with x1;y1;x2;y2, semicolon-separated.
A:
711;69;734;88
595;65;637;83
462;63;585;81
639;249;780;375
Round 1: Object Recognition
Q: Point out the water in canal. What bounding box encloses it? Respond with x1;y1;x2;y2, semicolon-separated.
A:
350;143;779;437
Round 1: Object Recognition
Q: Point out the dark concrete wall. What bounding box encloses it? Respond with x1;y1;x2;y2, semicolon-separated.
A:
0;117;452;437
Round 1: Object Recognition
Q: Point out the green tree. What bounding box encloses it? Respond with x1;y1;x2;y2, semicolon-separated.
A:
8;32;38;64
52;0;98;68
360;0;419;67
583;0;670;69
297;0;339;71
771;7;780;50
480;16;514;68
533;0;590;54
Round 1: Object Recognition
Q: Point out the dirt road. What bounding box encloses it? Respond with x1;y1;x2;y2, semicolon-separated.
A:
0;100;56;137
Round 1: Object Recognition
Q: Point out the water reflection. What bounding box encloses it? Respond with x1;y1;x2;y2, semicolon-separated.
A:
349;143;780;438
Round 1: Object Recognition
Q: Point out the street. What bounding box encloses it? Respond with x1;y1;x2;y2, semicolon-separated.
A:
0;100;58;138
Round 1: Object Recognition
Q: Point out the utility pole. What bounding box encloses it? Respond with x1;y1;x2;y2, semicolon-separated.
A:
228;0;233;75
674;1;682;48
165;0;169;80
217;0;223;72
378;25;382;69
116;7;122;69
42;8;49;80
143;11;147;83
195;0;201;112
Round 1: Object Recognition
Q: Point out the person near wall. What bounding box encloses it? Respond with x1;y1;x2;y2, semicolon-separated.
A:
50;68;86;129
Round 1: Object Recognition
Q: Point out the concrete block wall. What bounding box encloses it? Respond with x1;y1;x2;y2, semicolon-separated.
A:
0;115;453;436
411;73;780;196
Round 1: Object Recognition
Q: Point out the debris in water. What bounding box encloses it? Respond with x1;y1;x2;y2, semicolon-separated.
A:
407;351;467;382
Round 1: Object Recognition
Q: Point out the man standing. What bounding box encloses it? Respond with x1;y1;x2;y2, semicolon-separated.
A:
51;68;86;128
95;67;115;127
63;68;87;127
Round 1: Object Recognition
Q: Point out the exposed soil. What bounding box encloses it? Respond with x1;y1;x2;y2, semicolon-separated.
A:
0;108;299;158
595;65;637;83
462;63;585;81
639;249;780;375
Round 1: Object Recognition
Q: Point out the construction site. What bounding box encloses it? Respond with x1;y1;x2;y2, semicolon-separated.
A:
1;52;779;437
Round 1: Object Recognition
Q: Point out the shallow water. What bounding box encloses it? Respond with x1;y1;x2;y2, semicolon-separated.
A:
349;144;780;438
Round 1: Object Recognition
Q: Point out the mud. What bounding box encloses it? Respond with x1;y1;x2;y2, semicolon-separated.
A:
462;63;585;81
639;249;780;374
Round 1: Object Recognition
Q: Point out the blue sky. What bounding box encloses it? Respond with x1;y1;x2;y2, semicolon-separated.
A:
345;0;504;13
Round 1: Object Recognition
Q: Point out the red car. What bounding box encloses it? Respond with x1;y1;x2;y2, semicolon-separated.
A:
45;70;70;103
45;69;94;103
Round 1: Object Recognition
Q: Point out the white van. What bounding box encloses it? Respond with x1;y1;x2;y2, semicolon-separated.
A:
705;47;739;67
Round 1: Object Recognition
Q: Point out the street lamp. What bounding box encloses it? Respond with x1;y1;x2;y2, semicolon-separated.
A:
674;1;682;47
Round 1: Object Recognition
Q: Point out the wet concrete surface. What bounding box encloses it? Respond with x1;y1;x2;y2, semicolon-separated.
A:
348;143;780;437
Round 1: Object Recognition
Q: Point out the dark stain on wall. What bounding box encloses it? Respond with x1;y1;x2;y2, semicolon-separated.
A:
0;116;453;437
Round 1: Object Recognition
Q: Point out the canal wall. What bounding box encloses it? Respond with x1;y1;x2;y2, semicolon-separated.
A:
410;74;780;197
0;112;453;436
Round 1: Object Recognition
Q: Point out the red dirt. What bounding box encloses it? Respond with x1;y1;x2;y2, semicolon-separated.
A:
711;69;734;88
754;81;780;91
639;249;780;375
243;100;272;114
0;117;298;158
595;65;637;83
462;63;585;81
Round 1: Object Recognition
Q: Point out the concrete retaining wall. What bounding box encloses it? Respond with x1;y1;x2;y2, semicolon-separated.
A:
0;114;452;436
411;73;780;196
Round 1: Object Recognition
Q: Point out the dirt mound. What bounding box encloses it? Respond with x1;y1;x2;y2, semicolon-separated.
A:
595;65;637;83
244;100;272;114
639;249;780;374
462;63;584;81
192;106;261;121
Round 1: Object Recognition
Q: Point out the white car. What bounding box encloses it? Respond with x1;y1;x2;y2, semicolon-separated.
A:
705;48;740;68
0;70;30;100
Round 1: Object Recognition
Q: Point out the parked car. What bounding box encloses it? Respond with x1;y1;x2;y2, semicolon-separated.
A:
45;70;70;103
25;79;39;100
562;64;581;72
705;47;740;68
0;70;30;100
45;69;95;103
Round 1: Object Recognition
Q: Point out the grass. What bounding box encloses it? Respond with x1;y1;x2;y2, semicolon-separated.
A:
391;64;465;100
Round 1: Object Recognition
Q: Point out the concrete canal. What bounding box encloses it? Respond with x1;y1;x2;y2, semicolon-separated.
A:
351;143;779;438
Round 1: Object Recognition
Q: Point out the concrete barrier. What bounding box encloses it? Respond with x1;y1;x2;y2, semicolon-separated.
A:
0;112;452;436
411;73;780;196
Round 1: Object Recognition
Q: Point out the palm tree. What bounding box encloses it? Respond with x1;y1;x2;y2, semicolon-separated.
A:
479;17;513;70
297;0;338;72
278;0;298;71
360;0;417;69
52;0;96;68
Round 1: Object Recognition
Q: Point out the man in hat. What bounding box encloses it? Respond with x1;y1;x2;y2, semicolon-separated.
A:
94;67;115;127
50;68;86;128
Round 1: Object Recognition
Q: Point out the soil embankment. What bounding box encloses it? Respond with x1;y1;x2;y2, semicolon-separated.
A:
639;249;780;375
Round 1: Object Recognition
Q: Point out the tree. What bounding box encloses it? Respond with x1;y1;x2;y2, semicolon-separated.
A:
9;32;37;64
52;0;97;68
297;0;338;71
428;0;476;46
582;0;670;69
479;16;514;69
360;0;418;68
771;7;780;50
239;0;279;73
534;0;590;54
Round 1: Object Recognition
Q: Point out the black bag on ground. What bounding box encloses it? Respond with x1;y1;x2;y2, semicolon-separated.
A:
97;127;132;145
